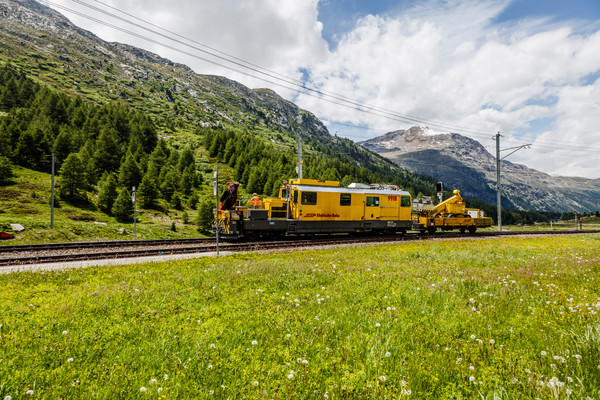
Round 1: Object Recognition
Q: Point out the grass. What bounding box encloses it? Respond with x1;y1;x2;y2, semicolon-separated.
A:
0;166;208;245
0;234;599;398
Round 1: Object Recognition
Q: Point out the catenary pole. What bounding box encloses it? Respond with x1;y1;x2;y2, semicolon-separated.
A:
494;133;532;232
297;133;303;179
50;153;55;230
496;133;501;231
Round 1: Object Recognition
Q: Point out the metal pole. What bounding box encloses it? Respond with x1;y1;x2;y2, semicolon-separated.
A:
50;153;55;230
496;133;502;232
132;186;136;240
297;133;303;179
215;165;219;257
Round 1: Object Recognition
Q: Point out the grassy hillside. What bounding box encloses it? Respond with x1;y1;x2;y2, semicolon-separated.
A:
1;234;599;398
0;166;205;243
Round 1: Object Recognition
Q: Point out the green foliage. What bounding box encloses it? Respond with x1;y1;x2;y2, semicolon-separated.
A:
117;152;142;190
57;153;87;201
111;187;133;222
138;173;159;209
0;156;14;184
196;198;214;232
97;172;118;213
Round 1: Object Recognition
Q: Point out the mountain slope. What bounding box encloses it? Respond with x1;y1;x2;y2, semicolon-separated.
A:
0;0;438;198
359;126;600;212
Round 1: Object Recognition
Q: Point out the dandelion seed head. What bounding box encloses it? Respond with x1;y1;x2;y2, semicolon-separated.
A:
469;376;475;382
140;387;146;393
251;340;258;345
67;357;73;363
253;381;259;386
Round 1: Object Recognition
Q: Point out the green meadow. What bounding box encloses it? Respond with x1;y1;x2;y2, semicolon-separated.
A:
1;234;599;399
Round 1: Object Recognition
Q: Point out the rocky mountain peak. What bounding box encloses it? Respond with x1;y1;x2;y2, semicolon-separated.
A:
360;126;600;211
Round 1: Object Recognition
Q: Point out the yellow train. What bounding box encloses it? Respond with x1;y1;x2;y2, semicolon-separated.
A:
216;178;413;237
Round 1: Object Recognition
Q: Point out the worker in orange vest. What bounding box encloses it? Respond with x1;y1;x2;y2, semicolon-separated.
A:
250;193;260;209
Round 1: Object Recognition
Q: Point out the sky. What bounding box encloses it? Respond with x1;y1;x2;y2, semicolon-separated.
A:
44;0;600;178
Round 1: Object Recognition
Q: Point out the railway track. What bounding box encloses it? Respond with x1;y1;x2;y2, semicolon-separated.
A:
0;230;597;268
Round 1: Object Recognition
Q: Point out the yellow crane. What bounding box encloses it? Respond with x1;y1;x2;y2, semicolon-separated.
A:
413;190;492;234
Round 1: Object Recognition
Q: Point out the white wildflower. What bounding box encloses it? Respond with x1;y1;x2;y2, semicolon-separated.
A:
140;387;147;393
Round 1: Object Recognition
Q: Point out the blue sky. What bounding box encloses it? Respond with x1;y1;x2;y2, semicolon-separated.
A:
50;0;600;177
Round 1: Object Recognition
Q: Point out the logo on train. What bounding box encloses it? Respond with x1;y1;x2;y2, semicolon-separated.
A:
304;213;341;218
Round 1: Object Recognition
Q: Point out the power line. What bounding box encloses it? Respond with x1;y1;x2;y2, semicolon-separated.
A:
40;0;600;159
52;0;500;136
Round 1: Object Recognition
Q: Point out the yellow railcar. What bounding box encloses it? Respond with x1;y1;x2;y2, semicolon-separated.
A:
216;179;413;237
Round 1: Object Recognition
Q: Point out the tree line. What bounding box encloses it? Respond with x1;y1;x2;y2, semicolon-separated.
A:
0;66;202;221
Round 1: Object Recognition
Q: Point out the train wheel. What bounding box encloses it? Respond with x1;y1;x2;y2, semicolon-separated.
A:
460;228;466;233
419;229;426;234
427;227;437;234
468;226;477;234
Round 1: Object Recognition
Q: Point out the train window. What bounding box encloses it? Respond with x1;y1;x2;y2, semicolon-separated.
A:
366;196;379;207
293;190;298;203
301;191;317;205
401;196;411;207
280;188;287;199
340;193;351;206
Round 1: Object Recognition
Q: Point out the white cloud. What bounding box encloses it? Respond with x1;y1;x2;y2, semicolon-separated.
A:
49;0;600;177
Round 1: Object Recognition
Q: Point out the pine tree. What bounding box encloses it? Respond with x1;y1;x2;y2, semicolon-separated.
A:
138;173;159;209
58;153;87;201
0;156;14;185
97;173;118;213
118;152;142;190
112;187;133;222
197;198;214;232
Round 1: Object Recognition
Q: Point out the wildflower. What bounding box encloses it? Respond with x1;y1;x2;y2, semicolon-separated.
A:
286;334;291;338
208;364;213;369
302;359;308;365
326;347;330;352
140;387;147;393
288;372;294;379
164;374;168;380
25;391;33;396
469;376;475;382
490;339;495;344
375;323;381;327
470;335;476;339
469;366;475;371
253;381;259;386
62;331;68;335
150;379;157;385
379;375;386;382
209;390;214;395
567;377;573;383
157;388;163;393
209;343;216;349
67;358;74;363
385;352;391;357
574;354;582;360
541;351;547;356
251;340;258;345
469;298;475;303
4;396;12;400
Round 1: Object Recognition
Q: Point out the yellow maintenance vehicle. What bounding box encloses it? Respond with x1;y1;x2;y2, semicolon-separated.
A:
412;190;492;234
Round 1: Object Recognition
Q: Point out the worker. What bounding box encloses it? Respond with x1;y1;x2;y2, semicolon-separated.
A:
250;193;260;209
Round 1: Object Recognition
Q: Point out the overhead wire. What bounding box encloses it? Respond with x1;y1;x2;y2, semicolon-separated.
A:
43;0;600;158
53;0;501;137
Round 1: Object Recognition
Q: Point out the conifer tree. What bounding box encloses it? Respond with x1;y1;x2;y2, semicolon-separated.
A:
58;153;86;201
112;187;133;222
138;173;159;209
97;173;118;213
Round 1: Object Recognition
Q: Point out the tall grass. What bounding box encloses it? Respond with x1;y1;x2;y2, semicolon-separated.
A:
0;234;599;398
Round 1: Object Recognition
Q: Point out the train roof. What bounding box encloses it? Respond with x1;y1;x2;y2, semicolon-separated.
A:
290;183;411;197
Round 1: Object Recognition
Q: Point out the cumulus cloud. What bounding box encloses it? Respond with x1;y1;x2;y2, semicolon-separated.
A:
49;0;600;177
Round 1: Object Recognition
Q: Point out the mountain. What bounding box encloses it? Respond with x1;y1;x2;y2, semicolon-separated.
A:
0;0;438;199
0;0;328;140
359;126;600;212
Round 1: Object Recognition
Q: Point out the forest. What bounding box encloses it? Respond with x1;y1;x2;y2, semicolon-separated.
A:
0;65;574;228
